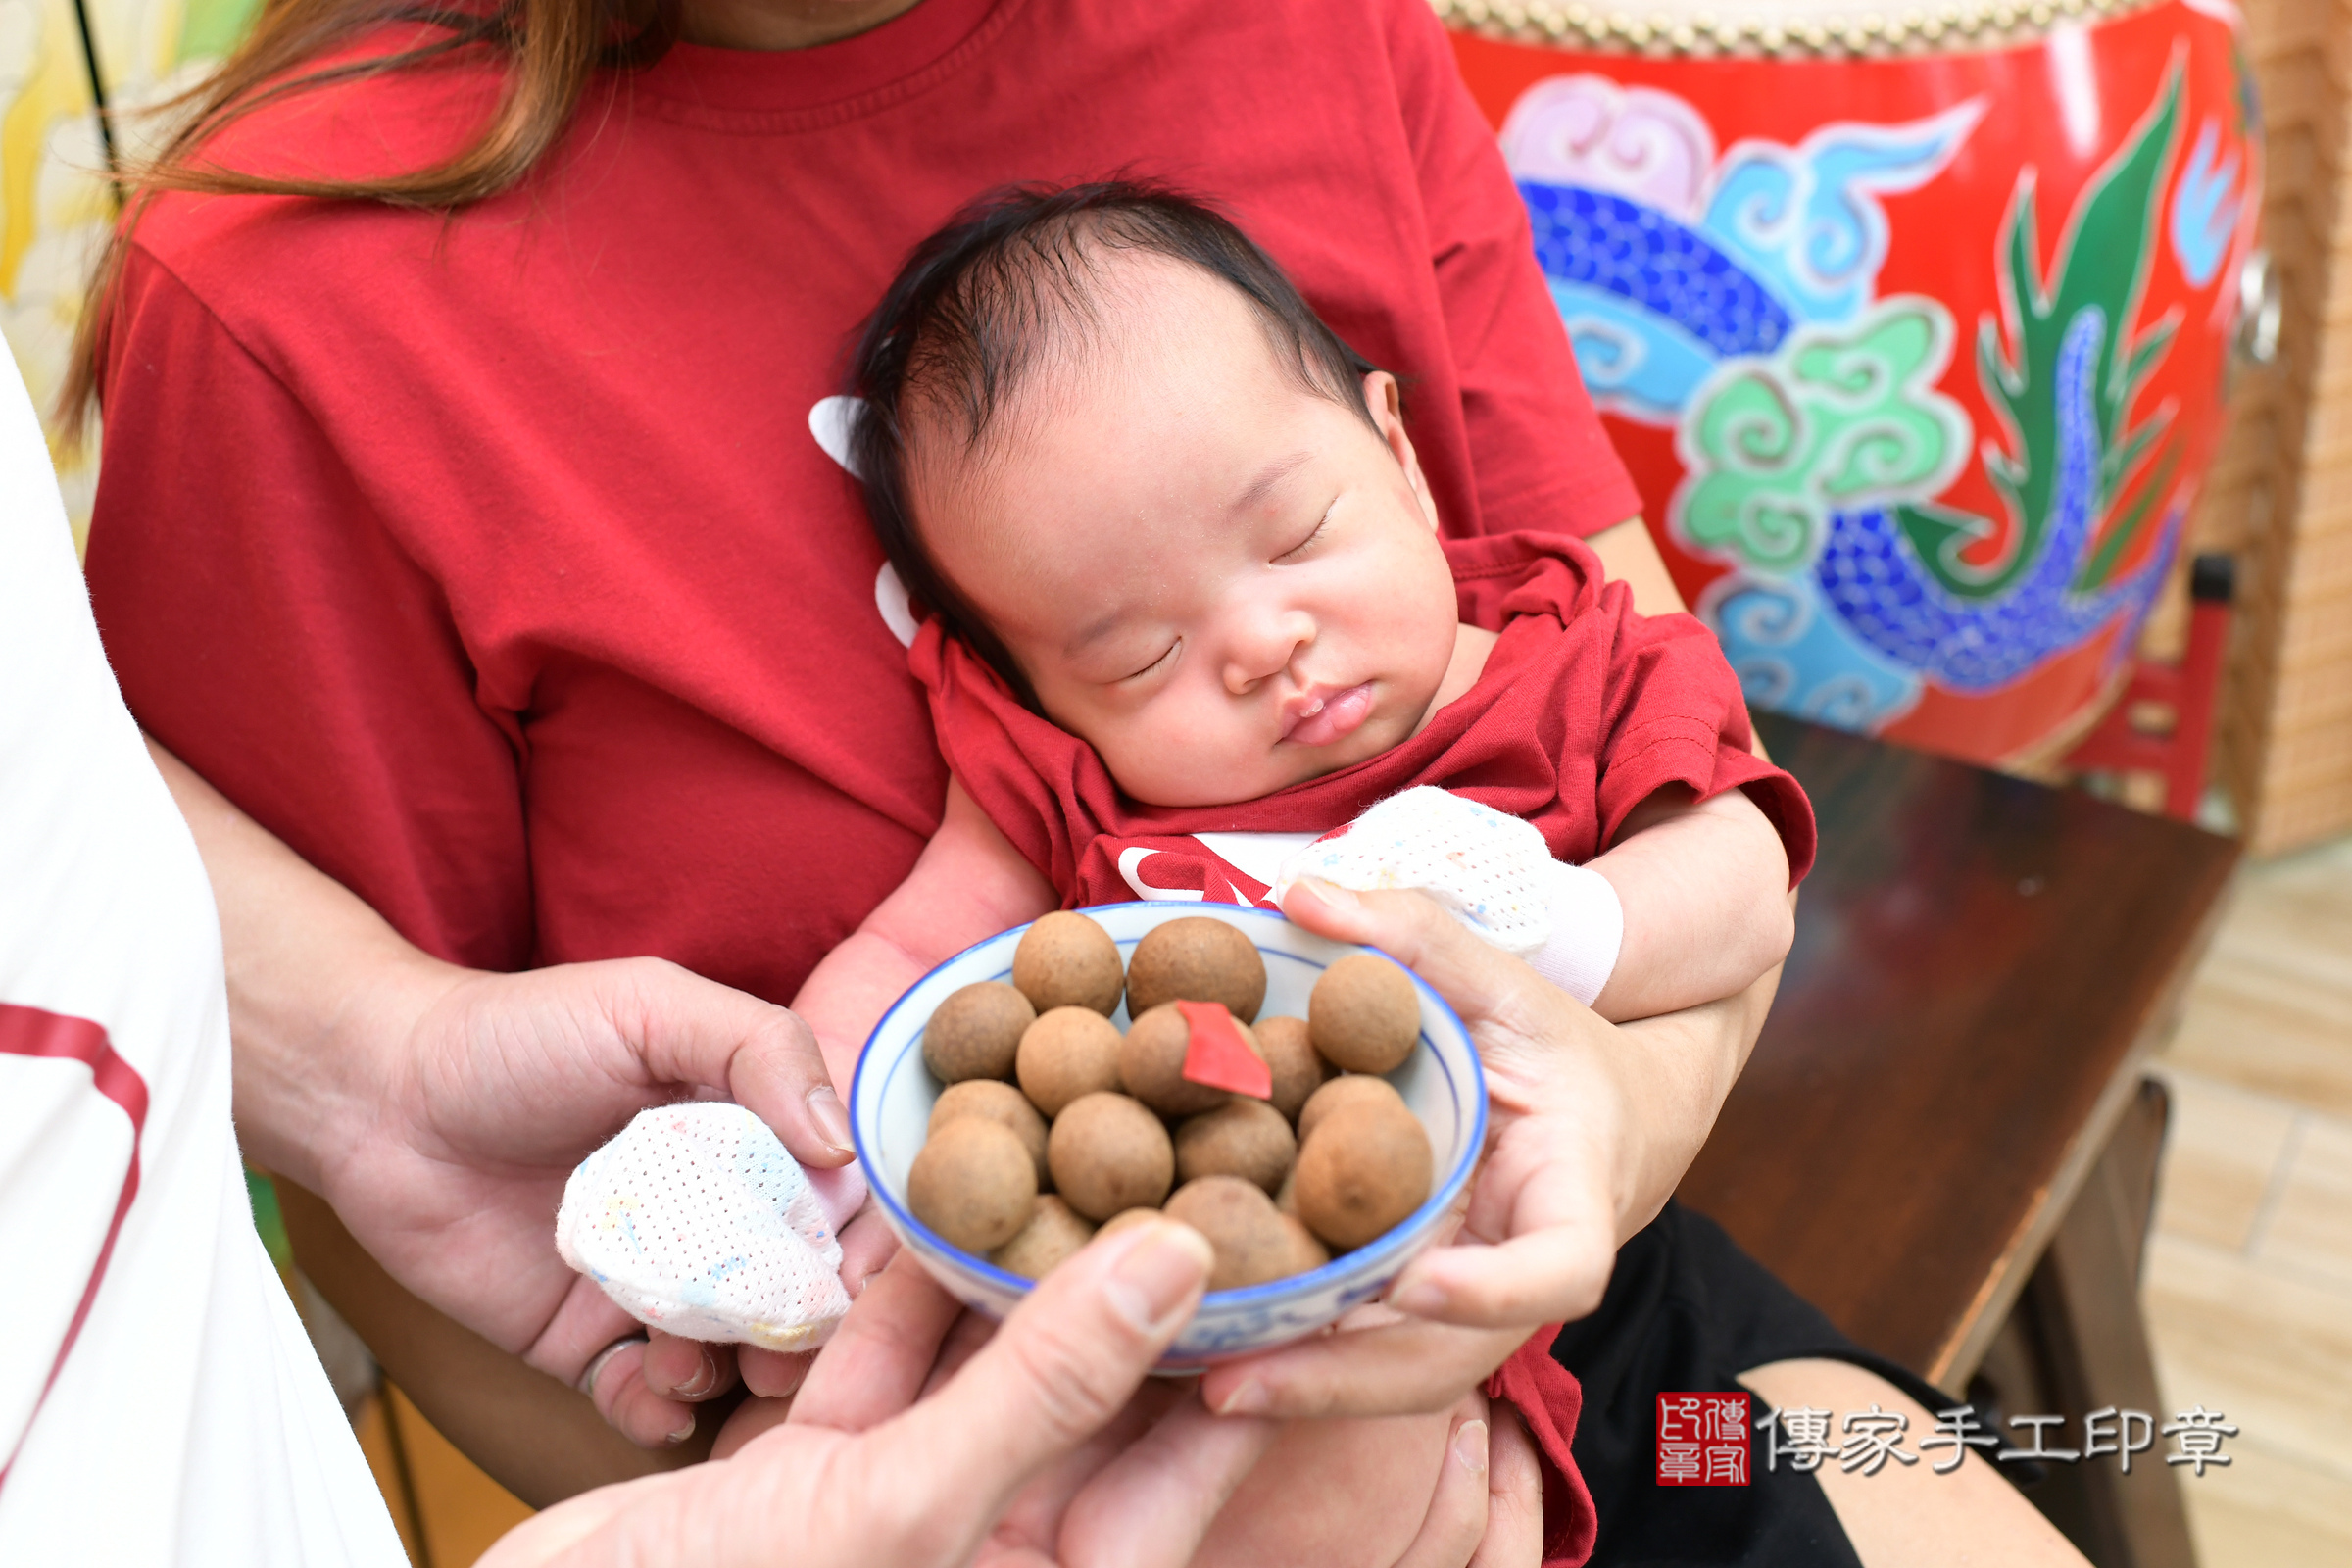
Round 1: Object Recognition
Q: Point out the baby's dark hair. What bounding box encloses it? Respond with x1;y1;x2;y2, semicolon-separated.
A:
847;179;1382;698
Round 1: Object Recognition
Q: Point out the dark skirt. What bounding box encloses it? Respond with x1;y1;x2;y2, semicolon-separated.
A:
1550;1200;1954;1566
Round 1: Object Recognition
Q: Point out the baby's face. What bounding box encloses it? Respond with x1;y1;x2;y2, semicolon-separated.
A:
914;262;1463;808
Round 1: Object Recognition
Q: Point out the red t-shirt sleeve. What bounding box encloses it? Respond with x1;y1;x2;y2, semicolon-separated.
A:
1385;0;1643;541
81;245;533;969
1589;604;1818;887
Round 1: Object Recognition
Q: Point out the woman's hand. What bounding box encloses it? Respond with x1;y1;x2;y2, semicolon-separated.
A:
320;954;902;1446
150;736;897;1448
478;1221;1239;1568
710;1264;1543;1568
1199;877;1770;1420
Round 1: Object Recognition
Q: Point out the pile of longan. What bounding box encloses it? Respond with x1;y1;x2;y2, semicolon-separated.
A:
907;912;1435;1292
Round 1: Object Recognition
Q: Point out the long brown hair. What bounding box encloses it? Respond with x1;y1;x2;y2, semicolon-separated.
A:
60;0;673;440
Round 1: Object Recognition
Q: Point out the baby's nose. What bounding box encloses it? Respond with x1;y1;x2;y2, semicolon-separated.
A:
1223;611;1315;695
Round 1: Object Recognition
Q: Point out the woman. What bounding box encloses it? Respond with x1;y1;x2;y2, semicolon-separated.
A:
76;0;2085;1558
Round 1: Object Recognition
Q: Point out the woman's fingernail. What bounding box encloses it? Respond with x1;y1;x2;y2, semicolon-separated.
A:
676;1346;717;1399
1389;1277;1447;1317
1103;1222;1214;1335
807;1086;854;1153
1300;877;1360;908
1214;1378;1272;1417
665;1413;697;1446
1454;1419;1490;1476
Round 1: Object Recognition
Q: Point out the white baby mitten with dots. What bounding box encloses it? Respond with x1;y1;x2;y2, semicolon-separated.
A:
557;1102;865;1351
1271;785;1624;1007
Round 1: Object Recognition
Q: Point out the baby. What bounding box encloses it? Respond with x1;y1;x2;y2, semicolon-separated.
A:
804;181;1806;1071
790;183;1810;1562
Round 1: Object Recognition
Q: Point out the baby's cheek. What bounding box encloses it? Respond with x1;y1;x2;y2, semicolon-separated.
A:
1189;1408;1454;1567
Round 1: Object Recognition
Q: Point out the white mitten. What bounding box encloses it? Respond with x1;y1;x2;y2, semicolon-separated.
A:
1271;786;1625;1007
557;1102;866;1351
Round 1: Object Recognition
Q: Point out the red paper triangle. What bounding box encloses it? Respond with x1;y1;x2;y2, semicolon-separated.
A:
1175;1000;1272;1100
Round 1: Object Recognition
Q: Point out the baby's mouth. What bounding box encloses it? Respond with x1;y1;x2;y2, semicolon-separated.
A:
1280;682;1377;748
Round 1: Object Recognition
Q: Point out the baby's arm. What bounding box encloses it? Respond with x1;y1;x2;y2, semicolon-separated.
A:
1584;783;1794;1023
795;780;1057;1091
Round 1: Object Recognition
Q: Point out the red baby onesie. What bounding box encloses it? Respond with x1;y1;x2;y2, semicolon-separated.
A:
915;529;1815;1566
915;529;1814;905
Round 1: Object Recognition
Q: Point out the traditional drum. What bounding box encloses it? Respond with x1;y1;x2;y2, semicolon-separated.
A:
1442;0;2261;766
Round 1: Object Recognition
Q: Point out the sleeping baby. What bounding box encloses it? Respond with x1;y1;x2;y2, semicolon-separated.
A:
564;180;1813;1565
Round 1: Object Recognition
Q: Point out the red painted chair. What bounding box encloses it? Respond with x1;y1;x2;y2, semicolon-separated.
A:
2064;554;2236;821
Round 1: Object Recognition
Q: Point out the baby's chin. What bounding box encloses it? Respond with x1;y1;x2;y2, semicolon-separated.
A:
1113;715;1422;808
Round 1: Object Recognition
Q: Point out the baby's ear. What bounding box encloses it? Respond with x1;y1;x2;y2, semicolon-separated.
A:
1363;370;1440;532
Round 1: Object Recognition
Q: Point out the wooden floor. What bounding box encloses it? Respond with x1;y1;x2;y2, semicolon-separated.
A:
2143;834;2352;1568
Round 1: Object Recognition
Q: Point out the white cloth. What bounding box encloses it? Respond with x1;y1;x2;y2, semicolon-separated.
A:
0;362;406;1565
1272;786;1625;1006
559;1103;865;1351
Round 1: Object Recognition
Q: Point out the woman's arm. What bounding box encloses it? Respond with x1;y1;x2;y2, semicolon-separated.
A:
147;740;874;1479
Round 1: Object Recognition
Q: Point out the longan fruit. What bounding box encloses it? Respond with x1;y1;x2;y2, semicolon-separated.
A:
909;1117;1037;1252
1095;1208;1163;1242
1308;954;1420;1074
1119;1003;1260;1118
929;1079;1049;1186
1012;911;1125;1015
1174;1098;1297;1196
990;1195;1097;1280
1250;1015;1333;1122
1125;917;1266;1022
1296;1073;1409;1144
1163;1176;1294;1291
1047;1092;1175;1220
1016;1006;1124;1117
923;981;1035;1083
1278;1212;1332;1276
1294;1100;1433;1252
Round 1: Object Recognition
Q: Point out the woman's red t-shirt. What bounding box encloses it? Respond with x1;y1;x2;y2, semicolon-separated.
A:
82;0;1642;1004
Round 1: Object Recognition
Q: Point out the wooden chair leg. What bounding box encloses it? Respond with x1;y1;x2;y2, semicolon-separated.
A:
2019;1078;2197;1568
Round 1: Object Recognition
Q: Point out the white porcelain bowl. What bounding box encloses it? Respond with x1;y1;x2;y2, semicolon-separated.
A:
850;901;1486;1366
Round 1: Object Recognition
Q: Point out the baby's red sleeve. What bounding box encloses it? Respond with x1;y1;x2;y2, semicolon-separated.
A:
1591;605;1817;888
1489;1330;1600;1567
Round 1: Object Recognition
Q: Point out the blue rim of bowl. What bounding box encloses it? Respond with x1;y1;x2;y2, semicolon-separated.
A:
850;901;1489;1310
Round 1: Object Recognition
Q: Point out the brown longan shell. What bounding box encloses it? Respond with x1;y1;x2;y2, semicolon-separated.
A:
1294;1101;1433;1252
1047;1092;1175;1220
929;1079;1049;1186
909;1117;1038;1252
1012;911;1125;1016
1250;1015;1333;1123
1278;1212;1332;1276
1125;917;1266;1022
1308;954;1420;1074
1119;1003;1260;1117
923;981;1035;1083
1163;1175;1295;1291
990;1195;1097;1280
1095;1207;1163;1242
1015;1006;1124;1117
1174;1098;1297;1196
1296;1073;1409;1144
